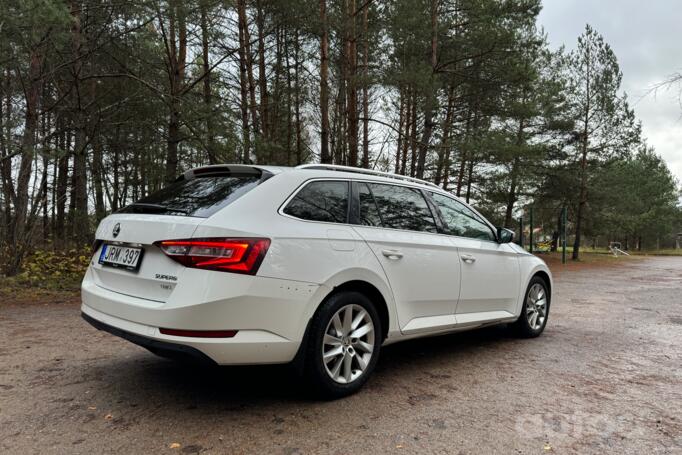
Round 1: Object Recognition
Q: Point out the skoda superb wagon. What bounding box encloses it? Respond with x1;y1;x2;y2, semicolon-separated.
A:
82;164;552;397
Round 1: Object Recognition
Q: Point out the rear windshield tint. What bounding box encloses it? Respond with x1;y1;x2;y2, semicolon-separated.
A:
118;175;261;218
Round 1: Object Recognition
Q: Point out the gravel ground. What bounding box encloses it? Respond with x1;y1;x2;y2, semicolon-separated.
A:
0;256;681;454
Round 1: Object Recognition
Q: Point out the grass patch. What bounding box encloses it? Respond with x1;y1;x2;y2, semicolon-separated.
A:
532;246;682;257
540;251;630;263
538;251;644;275
628;249;682;256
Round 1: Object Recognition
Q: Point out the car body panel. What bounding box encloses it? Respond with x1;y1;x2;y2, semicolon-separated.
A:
352;225;461;331
450;238;521;315
91;214;204;302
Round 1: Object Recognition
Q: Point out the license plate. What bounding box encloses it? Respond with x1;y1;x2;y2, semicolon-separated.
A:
99;244;143;271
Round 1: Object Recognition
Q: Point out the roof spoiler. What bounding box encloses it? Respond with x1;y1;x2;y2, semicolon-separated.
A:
177;165;271;181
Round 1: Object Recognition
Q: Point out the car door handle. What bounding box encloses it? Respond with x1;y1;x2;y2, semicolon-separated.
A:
461;254;476;264
382;249;403;260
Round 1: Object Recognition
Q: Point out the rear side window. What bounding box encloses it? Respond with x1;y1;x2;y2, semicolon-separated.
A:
283;180;349;223
368;183;437;233
430;192;495;241
118;175;260;218
358;183;382;227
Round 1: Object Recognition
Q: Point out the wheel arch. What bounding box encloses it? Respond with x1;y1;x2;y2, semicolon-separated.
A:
322;280;390;341
310;268;398;342
291;271;395;373
514;259;553;317
532;270;552;304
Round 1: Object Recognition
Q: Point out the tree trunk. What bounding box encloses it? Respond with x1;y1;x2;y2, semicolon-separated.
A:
70;0;90;243
415;0;439;180
400;87;413;175
200;2;217;164
408;90;417;177
456;107;473;197
335;65;347;164
269;25;283;164
9;48;43;274
319;0;331;163
573;81;590;261
256;0;269;142
40;154;49;243
573;137;588;260
0;68;16;237
504;117;525;227
360;3;370;168
165;2;187;182
92;136;105;221
111;127;120;211
344;0;358;167
573;43;592;261
237;0;251;163
465;156;474;203
284;30;293;165
293;30;303;164
394;87;405;174
55;129;69;245
434;87;455;186
504;157;520;228
238;0;260;156
71;138;89;245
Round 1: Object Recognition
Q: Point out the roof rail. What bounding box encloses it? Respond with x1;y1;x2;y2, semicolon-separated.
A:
296;164;440;189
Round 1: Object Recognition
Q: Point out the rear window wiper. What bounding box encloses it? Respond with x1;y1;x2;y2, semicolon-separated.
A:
127;203;189;214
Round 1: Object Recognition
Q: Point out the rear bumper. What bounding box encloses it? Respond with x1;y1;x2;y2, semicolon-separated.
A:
81;303;301;365
81;268;324;365
81;312;216;365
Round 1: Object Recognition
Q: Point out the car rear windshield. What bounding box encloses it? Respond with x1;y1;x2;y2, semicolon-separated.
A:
118;175;261;218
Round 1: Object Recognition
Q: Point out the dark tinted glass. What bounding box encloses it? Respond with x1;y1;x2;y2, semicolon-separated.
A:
430;192;495;241
119;176;261;218
358;183;382;227
368;183;437;233
284;181;348;223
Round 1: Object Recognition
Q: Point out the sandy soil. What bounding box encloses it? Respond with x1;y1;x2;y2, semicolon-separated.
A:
0;256;681;454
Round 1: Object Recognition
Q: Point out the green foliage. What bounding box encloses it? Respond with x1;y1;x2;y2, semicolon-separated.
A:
8;247;91;291
590;148;681;245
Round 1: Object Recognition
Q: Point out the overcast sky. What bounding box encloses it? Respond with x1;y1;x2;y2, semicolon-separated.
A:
537;0;682;183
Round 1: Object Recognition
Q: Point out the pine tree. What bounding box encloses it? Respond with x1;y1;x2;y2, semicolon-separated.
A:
564;25;640;260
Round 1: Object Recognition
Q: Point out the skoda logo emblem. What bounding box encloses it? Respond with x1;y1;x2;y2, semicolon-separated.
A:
112;223;121;238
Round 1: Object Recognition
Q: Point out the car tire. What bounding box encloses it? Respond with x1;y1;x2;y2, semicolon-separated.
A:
304;291;382;399
511;275;550;338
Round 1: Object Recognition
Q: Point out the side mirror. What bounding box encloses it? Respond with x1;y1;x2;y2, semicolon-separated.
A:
497;227;515;244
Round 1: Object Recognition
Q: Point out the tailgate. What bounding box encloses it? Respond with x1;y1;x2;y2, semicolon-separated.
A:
90;214;204;302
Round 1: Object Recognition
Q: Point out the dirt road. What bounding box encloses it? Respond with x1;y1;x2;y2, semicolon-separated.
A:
1;257;681;454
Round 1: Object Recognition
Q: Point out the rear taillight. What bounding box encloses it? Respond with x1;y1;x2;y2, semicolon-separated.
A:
155;238;270;275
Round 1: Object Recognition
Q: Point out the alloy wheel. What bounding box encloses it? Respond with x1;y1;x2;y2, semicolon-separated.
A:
525;283;547;330
322;304;375;384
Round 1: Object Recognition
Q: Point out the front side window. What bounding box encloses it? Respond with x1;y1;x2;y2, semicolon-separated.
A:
283;180;349;223
368;183;437;233
430;192;495;241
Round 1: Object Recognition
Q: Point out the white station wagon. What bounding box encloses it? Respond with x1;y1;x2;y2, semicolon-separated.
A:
82;164;552;397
